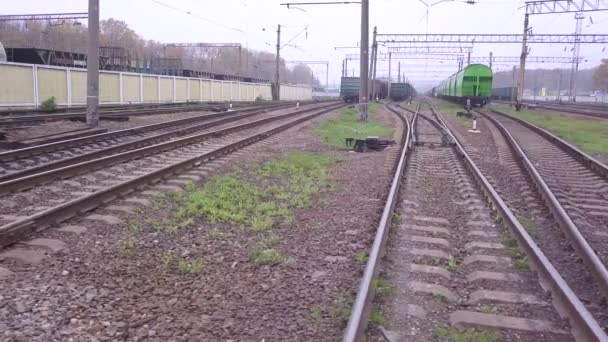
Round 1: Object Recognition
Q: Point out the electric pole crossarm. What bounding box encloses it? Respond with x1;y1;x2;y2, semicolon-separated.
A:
377;33;608;43
526;0;608;14
0;13;88;21
164;43;242;48
387;46;473;53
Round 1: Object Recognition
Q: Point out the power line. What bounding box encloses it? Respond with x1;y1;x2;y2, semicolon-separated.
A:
148;0;244;33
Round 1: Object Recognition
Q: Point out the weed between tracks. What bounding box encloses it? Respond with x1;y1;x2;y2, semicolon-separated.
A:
174;152;336;232
150;152;337;266
493;105;608;154
432;326;498;342
314;103;392;147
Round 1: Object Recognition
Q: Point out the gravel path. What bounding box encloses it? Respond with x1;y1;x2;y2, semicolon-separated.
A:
0;104;401;340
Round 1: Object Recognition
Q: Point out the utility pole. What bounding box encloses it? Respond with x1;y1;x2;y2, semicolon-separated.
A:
489;51;493;69
326;62;329;91
87;0;99;127
372;40;379;100
388;52;392;96
570;12;584;102
369;26;377;102
342;59;345;77
557;70;562;102
274;24;281;101
467;50;471;66
511;66;517;105
359;0;369;121
516;12;530;110
398;61;401;82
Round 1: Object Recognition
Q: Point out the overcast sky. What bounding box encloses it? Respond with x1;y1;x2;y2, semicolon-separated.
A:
4;0;608;90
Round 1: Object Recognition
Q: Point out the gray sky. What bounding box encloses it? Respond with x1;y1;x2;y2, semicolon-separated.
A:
4;0;608;90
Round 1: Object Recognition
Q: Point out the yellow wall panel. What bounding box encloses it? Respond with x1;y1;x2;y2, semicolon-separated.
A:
176;79;188;101
0;64;34;104
221;82;231;101
202;80;212;101
100;73;120;102
189;79;201;101
211;81;223;101
160;78;173;101
123;75;140;103
70;70;86;104
37;68;67;104
143;76;158;102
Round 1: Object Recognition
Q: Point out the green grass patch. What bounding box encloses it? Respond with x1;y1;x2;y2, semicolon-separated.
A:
251;248;287;265
173;152;336;232
116;239;136;257
370;310;386;326
371;278;394;297
314;104;392;148
507;247;529;270
501;230;516;247
354;250;369;264
434;101;463;113
160;252;203;274
433;326;498;342
516;215;536;233
494;105;608;154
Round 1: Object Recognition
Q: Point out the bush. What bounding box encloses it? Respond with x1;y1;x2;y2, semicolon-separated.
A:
40;96;57;112
255;95;264;102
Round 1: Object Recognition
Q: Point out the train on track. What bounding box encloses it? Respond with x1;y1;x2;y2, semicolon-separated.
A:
491;86;516;101
339;77;415;103
433;64;493;107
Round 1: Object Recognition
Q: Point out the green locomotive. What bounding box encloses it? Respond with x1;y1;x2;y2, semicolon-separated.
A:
434;64;493;107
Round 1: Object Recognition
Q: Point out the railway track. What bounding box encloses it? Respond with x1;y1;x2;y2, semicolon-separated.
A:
0;102;346;248
477;109;608;282
0;102;300;180
492;100;608;119
343;102;607;341
0;101;279;128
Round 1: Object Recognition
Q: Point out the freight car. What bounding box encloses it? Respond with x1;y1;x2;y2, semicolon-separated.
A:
436;64;492;107
340;77;389;102
340;77;360;102
491;86;516;101
390;82;416;101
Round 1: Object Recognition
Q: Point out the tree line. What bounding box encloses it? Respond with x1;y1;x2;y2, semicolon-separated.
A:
0;18;322;86
493;62;608;95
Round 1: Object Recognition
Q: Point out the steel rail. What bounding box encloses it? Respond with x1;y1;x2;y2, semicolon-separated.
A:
0;103;292;162
477;109;608;301
0;103;339;194
0;104;299;183
0;103;347;248
0;101;271;123
343;103;414;341
430;105;608;341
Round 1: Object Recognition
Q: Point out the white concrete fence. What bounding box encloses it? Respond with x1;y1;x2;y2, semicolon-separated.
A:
0;62;313;108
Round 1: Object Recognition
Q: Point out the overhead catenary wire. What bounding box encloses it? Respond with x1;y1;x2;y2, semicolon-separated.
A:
148;0;245;33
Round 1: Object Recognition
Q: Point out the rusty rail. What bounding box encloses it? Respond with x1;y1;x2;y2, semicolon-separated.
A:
0;103;346;248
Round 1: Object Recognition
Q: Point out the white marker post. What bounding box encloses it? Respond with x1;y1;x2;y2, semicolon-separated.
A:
296;102;300;109
468;117;481;134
